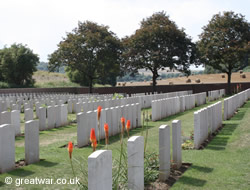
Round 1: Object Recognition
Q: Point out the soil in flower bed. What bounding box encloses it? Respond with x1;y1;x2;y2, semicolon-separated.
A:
59;143;89;148
145;163;192;190
15;159;45;169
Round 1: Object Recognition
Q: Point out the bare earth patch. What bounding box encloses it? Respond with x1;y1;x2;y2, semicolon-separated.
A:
145;163;192;190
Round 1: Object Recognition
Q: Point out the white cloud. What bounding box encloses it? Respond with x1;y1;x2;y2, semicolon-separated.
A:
0;0;249;61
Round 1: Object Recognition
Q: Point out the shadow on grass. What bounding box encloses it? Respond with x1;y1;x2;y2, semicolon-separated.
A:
0;181;4;187
9;168;35;177
177;176;206;187
109;125;155;144
230;110;246;121
73;124;155;149
191;165;213;173
230;101;250;121
33;160;58;167
206;124;237;151
16;124;76;141
219;124;238;135
44;125;76;132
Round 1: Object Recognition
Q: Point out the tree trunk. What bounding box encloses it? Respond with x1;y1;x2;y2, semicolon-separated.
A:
89;78;93;94
227;72;231;95
152;70;159;94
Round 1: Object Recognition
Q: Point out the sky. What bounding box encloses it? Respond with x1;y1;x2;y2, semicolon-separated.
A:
0;0;249;64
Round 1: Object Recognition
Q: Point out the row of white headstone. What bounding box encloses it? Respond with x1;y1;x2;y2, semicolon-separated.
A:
1;90;193;116
26;104;68;130
152;92;206;121
224;88;250;120
194;101;222;149
194;92;207;106
208;89;225;102
0;93;114;113
0;120;39;174
0;103;69;137
136;90;192;109
88;120;182;190
77;103;141;147
0;93;112;101
68;96;140;114
0;110;20;136
194;88;250;149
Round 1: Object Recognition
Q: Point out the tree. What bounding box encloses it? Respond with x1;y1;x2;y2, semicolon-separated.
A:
204;65;221;74
198;11;250;94
48;21;122;93
122;11;198;92
0;44;39;86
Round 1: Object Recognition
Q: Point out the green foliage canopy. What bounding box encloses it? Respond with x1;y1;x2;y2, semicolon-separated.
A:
0;44;39;86
48;21;122;92
122;11;198;92
198;11;250;93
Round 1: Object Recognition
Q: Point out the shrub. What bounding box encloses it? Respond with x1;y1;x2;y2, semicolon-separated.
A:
0;82;10;88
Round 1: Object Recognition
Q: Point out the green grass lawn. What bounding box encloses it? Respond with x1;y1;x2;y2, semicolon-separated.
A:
0;98;249;189
172;100;250;190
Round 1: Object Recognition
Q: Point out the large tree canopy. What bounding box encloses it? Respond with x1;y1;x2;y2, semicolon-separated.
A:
122;11;198;92
0;44;39;86
48;21;122;93
198;11;250;94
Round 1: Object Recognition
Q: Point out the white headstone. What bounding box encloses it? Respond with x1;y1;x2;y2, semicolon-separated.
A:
127;136;144;190
0;124;15;173
88;150;112;190
159;125;170;181
172;120;182;169
25;120;39;164
39;107;46;130
11;110;21;136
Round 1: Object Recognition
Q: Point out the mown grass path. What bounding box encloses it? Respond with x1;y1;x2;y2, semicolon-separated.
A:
172;101;250;190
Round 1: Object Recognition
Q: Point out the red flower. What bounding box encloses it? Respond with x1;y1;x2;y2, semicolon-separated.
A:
104;123;109;145
126;120;131;138
121;117;125;134
90;128;97;151
90;128;96;142
97;106;102;121
68;141;73;159
126;120;131;131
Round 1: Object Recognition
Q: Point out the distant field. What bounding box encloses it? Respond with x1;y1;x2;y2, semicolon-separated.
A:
33;71;111;88
33;71;80;88
117;72;250;86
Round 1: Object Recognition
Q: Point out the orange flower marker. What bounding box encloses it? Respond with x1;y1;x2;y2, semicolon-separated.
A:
104;123;109;148
97;106;102;144
121;117;125;135
97;106;102;121
126;120;131;138
90;128;97;152
68;141;73;159
68;141;75;176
